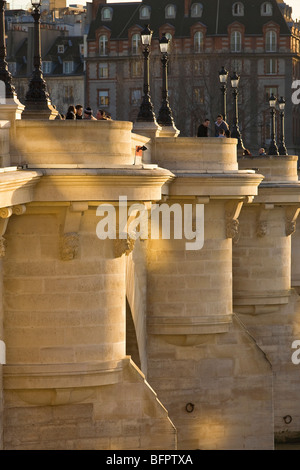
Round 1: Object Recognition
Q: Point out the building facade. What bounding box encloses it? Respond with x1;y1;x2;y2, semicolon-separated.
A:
85;0;300;154
5;6;87;116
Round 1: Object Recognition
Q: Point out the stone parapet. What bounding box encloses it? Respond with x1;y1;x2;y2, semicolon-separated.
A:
11;120;135;168
238;155;298;183
152;137;238;172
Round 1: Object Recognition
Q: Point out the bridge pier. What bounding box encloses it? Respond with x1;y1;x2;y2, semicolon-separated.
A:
235;155;300;444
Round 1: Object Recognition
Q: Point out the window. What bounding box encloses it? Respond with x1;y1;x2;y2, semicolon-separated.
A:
139;5;150;19
193;59;203;74
191;3;203;17
232;59;242;73
57;45;64;53
165;4;176;18
99;35;108;56
8;62;16;75
64;85;74;104
63;61;73;74
79;44;84;56
98;90;109;107
101;7;112;21
42;61;52;74
232;2;244;16
130;88;142;106
194;31;204;53
99;62;108;78
165;32;173;51
261;2;272;16
193;87;204;104
265;86;278;102
265;58;277;74
265;31;277;52
231;31;242;52
131;60;142;77
132;33;141;55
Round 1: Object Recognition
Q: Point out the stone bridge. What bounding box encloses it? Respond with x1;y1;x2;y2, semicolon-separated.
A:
0;116;300;450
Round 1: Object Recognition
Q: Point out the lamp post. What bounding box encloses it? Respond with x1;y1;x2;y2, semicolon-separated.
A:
137;24;156;122
268;93;279;155
157;33;175;127
230;71;245;153
0;0;16;99
219;66;228;122
278;96;288;155
23;0;57;118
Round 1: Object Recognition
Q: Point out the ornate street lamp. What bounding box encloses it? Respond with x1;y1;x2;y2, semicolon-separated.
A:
136;24;156;122
0;0;16;100
268;93;279;155
157;33;175;127
278;96;288;155
230;71;245;152
219;66;228;122
23;0;57;118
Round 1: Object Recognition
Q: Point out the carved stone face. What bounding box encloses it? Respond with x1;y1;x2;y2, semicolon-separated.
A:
227;219;239;239
257;220;268;238
0;236;6;258
61;233;79;261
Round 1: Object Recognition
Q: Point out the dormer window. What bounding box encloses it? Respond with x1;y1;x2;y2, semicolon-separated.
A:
261;2;273;16
139;5;150;20
165;4;176;19
232;2;244;16
101;7;113;21
57;45;64;53
63;61;74;74
191;3;203;18
42;61;52;74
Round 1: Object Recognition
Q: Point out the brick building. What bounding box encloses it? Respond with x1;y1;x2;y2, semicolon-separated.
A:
85;0;300;154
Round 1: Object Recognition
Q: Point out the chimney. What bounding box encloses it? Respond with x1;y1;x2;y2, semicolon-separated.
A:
92;0;107;19
184;0;191;17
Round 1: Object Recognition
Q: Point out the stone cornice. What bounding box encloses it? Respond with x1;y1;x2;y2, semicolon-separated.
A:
168;171;264;197
0;169;42;208
33;168;175;202
253;183;300;204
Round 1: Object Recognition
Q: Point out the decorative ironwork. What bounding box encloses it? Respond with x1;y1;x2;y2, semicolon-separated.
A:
137;25;156;122
24;2;52;108
157;34;175;127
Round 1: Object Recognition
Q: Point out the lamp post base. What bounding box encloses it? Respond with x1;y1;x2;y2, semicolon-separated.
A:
157;123;180;138
133;120;162;139
22;101;58;120
0;96;24;121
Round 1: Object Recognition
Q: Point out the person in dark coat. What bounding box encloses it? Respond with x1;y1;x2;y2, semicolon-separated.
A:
75;104;83;119
197;118;210;137
214;114;229;136
65;105;76;120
